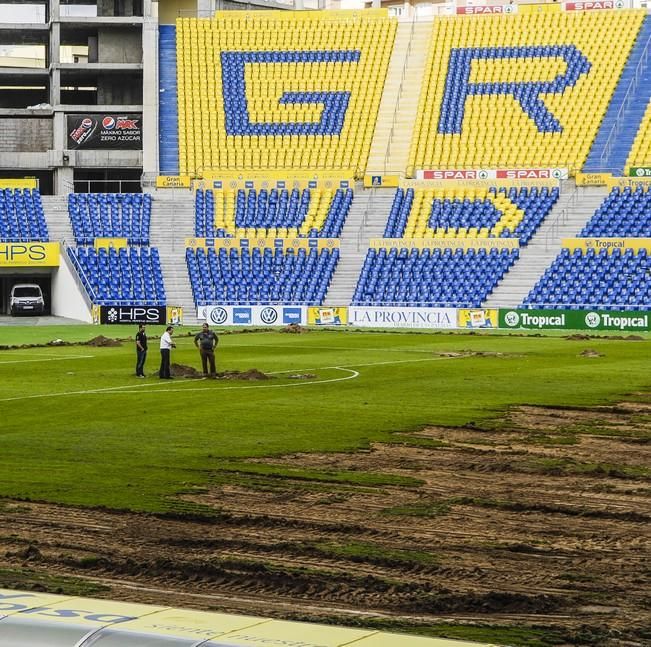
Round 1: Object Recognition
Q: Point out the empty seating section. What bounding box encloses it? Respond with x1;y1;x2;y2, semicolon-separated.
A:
0;189;48;242
524;186;651;309
384;186;558;244
68;247;166;306
194;188;352;238
523;248;651;310
352;247;519;307
580;186;651;237
408;12;644;176
176;11;396;176
626;99;651;174
186;246;340;305
68;193;152;245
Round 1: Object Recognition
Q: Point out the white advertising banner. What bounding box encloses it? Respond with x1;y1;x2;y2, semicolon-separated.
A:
348;306;458;329
198;304;307;326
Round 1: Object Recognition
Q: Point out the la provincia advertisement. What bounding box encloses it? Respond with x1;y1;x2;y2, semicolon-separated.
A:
348;306;458;329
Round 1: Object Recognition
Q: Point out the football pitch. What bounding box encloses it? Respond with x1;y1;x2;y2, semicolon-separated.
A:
0;325;650;646
0;325;648;511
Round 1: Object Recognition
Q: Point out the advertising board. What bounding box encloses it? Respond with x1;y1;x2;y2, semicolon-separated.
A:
67;114;142;150
0;242;59;267
199;305;307;326
98;306;183;325
349;306;457;329
499;308;651;331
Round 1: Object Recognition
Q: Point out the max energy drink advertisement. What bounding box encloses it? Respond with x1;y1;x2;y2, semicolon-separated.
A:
67;114;142;150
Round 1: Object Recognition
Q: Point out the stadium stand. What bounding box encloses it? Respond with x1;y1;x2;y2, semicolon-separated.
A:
0;189;48;242
352;185;557;307
579;186;651;238
384;186;559;244
159;24;180;175
522;247;650;310
523;186;651;310
408;11;645;176
68;193;152;245
584;15;651;175
173;10;396;177
186;245;339;306
67;246;166;306
626;98;651;175
194;187;353;238
352;246;519;307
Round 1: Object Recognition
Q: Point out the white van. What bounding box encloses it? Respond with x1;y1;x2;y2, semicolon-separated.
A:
10;283;45;315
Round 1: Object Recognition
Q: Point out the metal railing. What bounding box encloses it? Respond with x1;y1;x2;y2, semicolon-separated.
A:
598;33;650;169
382;15;420;175
544;181;579;252
62;241;99;307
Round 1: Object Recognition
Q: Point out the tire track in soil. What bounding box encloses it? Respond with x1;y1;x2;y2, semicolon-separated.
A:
0;403;650;645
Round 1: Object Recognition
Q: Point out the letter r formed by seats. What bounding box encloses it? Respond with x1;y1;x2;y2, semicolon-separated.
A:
437;45;591;134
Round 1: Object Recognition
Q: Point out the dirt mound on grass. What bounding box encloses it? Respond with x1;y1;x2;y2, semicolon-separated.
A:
580;349;604;358
171;364;203;378
218;369;272;381
86;336;122;347
280;324;309;334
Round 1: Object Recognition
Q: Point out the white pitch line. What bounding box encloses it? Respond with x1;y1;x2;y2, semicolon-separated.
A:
0;355;457;403
113;367;361;394
0;354;95;365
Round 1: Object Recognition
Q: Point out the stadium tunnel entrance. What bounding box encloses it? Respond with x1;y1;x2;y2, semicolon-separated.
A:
0;271;51;316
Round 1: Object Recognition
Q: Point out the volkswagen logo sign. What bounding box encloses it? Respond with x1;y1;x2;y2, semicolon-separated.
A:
209;307;228;325
260;307;278;325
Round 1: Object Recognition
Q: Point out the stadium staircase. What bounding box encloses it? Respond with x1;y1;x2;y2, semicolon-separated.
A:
583;16;651;175
148;190;199;325
323;187;395;305
366;20;431;176
484;182;607;308
40;196;74;244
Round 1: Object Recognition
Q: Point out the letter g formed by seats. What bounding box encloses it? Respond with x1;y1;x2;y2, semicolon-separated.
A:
438;45;591;134
221;50;361;136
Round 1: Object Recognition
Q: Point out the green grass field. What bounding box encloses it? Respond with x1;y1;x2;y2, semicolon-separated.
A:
0;325;649;513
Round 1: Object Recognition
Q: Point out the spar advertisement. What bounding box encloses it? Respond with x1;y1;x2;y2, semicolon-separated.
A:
417;169;568;181
67;114;142;150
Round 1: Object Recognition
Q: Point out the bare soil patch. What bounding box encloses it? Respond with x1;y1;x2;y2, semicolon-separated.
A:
0;401;650;645
170;363;203;378
86;336;123;348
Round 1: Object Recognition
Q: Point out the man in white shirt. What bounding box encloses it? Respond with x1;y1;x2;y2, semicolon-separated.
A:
159;325;176;379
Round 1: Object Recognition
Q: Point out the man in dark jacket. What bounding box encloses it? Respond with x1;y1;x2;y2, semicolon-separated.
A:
135;323;147;377
194;322;218;377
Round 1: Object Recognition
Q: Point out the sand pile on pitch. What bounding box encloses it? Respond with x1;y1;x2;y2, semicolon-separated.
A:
580;349;604;358
218;369;272;381
281;324;309;334
171;363;203;378
86;336;122;347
